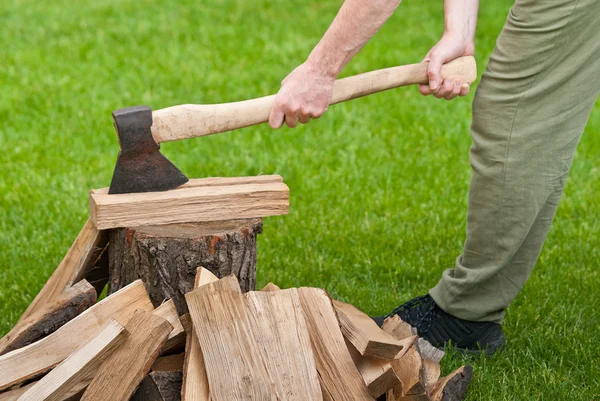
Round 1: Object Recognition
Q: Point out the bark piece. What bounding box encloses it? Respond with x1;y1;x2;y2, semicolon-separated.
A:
18;319;125;401
298;288;373;401
132;371;183;401
81;310;173;401
0;280;152;391
185;276;322;401
0;280;97;356
108;218;263;314
90;175;289;230
181;268;218;401
346;338;401;398
17;220;107;324
152;354;185;372
429;365;472;401
334;299;403;359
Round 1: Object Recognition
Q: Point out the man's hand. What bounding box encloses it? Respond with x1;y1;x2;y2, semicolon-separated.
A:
268;61;336;129
420;32;475;100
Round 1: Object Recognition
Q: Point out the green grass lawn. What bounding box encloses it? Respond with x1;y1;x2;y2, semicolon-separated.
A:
1;0;598;399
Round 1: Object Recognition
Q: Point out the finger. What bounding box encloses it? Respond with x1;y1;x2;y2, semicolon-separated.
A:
435;79;454;99
268;104;285;129
427;55;443;91
298;114;311;124
285;113;299;128
460;83;470;96
444;80;463;100
419;84;435;96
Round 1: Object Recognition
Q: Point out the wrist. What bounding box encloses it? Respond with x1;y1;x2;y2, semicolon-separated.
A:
306;52;341;81
442;30;475;54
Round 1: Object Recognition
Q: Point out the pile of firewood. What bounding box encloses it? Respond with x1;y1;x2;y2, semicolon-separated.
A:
0;266;471;401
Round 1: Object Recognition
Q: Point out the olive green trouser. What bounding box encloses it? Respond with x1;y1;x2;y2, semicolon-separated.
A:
429;0;600;324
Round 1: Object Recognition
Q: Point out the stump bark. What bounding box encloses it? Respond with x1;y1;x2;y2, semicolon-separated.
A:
108;218;262;315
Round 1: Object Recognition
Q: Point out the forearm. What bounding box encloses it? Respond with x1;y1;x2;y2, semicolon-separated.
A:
307;0;402;78
444;0;479;44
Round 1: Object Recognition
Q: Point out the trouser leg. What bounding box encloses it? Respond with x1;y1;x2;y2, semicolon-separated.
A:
429;0;600;323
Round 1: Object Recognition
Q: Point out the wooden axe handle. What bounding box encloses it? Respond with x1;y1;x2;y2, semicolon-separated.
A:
151;56;476;143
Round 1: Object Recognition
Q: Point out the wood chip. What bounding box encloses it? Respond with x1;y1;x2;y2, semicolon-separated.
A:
333;299;403;359
0;280;153;391
81;310;173;401
0;280;97;356
261;282;281;292
90;176;289;230
382;315;413;341
298;288;373;401
18;319;125;401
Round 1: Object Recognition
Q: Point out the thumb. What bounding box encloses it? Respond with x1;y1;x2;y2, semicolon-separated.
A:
427;54;443;91
268;102;285;129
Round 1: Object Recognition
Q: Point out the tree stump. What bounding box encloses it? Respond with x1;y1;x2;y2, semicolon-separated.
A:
108;218;262;315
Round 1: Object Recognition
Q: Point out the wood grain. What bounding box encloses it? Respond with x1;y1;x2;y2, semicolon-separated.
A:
334;299;403;359
389;345;427;397
382;315;413;341
261;282;281;292
15;220;107;324
0;383;35;401
429;365;472;401
152;353;184;372
90;177;289;230
181;268;218;401
18;319;125;401
151;57;476;143
0;280;152;391
345;338;401;398
298;288;373;401
0;280;96;355
81;310;173;401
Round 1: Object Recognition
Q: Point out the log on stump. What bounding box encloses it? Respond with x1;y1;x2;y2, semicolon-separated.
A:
108;218;263;315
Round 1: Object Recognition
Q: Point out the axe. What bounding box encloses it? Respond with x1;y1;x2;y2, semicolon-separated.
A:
109;56;476;194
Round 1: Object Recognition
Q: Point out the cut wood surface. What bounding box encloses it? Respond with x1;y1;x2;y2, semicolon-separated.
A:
81;310;173;401
186;276;322;401
152;353;184;372
185;276;272;400
18;319;125;401
160;313;190;356
389;345;426;397
132;371;183;401
334;299;403;360
17;220;107;324
153;300;183;343
181;267;218;401
346;338;401;398
261;282;281;292
90;176;289;230
382;315;413;341
108;218;263;314
0;280;152;391
429;366;472;401
245;289;322;401
424;359;441;389
0;280;97;356
298;288;373;401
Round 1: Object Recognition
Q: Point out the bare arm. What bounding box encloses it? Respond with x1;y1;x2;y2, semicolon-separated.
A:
269;0;402;128
420;0;479;98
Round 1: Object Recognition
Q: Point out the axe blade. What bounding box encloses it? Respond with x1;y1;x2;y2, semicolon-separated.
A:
108;105;189;195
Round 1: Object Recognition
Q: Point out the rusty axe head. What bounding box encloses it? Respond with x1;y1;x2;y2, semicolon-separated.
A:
108;106;189;194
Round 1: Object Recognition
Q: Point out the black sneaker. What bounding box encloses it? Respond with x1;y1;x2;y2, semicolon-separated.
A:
376;294;506;355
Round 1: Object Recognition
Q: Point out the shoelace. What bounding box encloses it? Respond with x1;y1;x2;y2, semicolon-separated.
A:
386;295;439;335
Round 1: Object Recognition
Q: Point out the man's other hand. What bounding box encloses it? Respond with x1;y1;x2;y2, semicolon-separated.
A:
420;33;475;100
269;61;336;129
